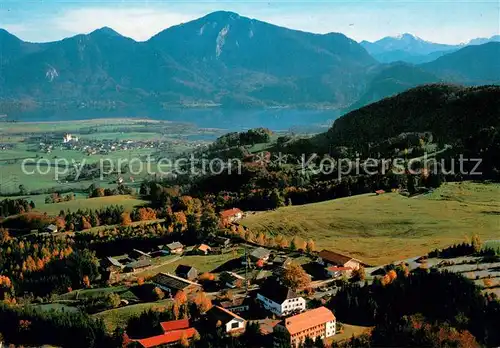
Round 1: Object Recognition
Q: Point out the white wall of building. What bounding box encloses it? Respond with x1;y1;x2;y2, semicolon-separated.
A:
256;293;305;316
225;318;245;333
325;320;336;337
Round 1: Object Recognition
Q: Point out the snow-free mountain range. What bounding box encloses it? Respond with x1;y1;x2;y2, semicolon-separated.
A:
0;11;499;111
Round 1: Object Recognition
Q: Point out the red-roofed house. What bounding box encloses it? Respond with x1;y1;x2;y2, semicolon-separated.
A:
220;208;243;224
326;266;353;278
133;319;198;348
160;319;190;332
317;250;362;278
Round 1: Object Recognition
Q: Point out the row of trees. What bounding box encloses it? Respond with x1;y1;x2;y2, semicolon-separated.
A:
224;225;315;253
89;184;134;198
0;198;35;218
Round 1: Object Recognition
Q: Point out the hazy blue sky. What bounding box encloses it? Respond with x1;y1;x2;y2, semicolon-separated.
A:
1;0;498;44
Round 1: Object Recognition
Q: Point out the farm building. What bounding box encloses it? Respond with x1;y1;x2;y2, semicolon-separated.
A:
152;273;201;297
175;265;198;281
248;247;271;263
165;242;184;254
207;306;246;335
195;244;212;255
124;258;151;272
220;271;246;289
214;297;252;315
220;208;243;224
317;250;362;277
133;319;198;348
45;224;58;233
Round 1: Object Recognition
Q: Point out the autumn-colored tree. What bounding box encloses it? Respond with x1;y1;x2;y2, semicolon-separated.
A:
136;207;157;221
120;212;132;226
245;230;255;242
173;302;180;319
279;237;290;250
483;277;494;288
81;217;92;230
0;228;10;244
194;292;212;314
153;287;165;300
291;236;305;251
282;263;310;290
471;234;482;253
198;272;216;282
256;232;266;246
305;239;315;253
174;290;188;305
137;277;145;286
82;275;91;288
180;332;190;347
388;270;397;281
255;259;265;268
352;266;366;282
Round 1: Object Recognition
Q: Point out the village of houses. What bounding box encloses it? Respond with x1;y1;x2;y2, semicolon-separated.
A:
93;208;366;348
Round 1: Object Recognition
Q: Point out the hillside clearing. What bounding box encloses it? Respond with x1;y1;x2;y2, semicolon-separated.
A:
36;195;147;215
240;182;500;265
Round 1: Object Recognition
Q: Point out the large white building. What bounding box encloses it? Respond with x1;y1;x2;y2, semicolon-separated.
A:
256;282;306;317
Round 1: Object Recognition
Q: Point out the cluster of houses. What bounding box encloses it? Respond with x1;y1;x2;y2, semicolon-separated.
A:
130;244;363;347
101;237;231;281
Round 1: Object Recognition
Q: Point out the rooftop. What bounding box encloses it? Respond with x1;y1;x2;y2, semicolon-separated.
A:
220;208;243;218
125;258;151;269
152;273;201;290
327;266;353;272
137;328;197;348
166;241;184;250
283;307;335;335
175;264;197;275
160;319;190;332
258;281;301;304
250;247;271;259
208;306;245;324
197;244;211;252
319;249;356;266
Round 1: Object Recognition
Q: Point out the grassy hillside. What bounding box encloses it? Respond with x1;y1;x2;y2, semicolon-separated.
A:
240;182;500;265
37;195;147;215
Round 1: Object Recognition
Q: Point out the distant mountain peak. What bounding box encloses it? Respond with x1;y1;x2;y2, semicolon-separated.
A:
393;33;420;40
203;10;241;20
89;27;123;38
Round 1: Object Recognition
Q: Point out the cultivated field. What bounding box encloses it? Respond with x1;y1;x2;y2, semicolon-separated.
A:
241;182;500;265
